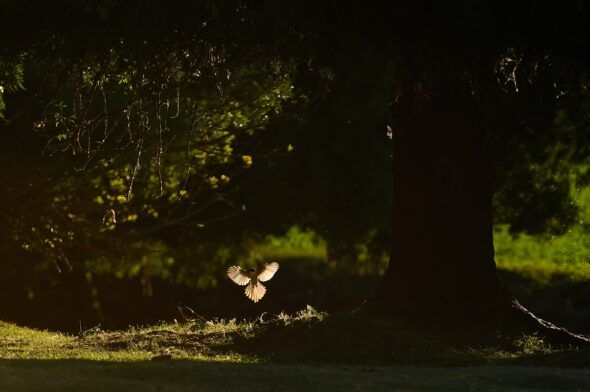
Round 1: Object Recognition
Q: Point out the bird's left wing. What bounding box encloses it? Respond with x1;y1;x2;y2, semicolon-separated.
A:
257;262;279;282
227;266;251;285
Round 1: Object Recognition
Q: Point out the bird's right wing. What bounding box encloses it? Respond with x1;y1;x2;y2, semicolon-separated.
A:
227;266;251;286
257;262;279;282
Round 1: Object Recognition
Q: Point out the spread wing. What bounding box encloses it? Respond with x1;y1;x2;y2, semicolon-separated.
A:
227;266;251;286
257;262;279;282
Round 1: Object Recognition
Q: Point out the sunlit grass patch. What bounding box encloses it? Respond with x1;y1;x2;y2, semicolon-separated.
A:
494;224;590;285
0;306;588;369
253;226;327;260
497;257;590;285
495;225;590;268
0;321;150;361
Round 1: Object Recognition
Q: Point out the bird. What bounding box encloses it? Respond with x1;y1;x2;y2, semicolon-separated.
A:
227;262;279;303
177;303;201;322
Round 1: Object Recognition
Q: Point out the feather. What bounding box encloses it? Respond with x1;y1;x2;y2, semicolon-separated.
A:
257;262;279;282
227;266;251;286
245;281;266;303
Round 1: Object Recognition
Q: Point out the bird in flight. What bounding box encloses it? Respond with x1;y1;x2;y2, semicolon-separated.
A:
227;262;279;303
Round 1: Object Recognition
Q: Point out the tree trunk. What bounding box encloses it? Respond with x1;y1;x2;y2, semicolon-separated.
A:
365;93;507;322
363;92;589;344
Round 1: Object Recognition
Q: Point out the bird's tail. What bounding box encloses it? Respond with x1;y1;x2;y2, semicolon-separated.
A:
245;281;266;303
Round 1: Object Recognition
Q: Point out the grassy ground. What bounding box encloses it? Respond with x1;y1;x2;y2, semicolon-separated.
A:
4;361;590;391
3;306;590;391
5;227;590;391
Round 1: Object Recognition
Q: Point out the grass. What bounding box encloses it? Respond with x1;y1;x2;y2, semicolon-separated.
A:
494;225;590;273
5;225;590;390
254;226;328;260
497;257;590;286
0;307;564;365
254;224;590;282
4;361;590;392
3;306;590;390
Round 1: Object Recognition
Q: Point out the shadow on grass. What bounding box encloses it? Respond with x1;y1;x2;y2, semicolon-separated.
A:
4;308;590;391
222;311;590;367
2;357;590;392
95;308;589;369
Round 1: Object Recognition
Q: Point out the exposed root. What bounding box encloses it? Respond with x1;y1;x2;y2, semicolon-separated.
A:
506;298;590;347
358;294;590;348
